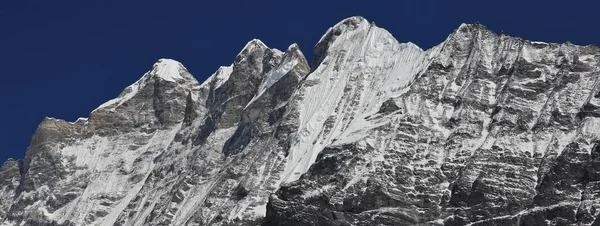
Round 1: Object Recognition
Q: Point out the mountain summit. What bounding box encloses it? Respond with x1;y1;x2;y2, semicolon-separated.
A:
2;16;600;225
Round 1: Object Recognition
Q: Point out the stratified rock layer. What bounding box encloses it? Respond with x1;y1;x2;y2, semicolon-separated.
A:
1;17;600;226
265;18;600;226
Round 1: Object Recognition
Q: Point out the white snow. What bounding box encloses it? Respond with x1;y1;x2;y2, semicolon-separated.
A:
258;57;298;95
317;27;333;44
94;78;142;111
237;39;267;57
46;123;183;225
246;56;299;108
7;16;600;226
301;184;335;199
245;43;304;109
214;65;233;89
93;59;187;112
151;58;184;82
279;19;432;183
464;201;587;226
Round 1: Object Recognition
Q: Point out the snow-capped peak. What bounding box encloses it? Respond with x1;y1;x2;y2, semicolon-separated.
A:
93;58;197;112
5;16;600;226
237;39;268;56
329;16;370;37
287;43;299;51
150;58;185;82
332;16;368;29
457;22;470;30
453;22;490;34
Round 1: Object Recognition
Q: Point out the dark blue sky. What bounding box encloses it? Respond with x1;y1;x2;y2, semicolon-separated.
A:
0;0;598;164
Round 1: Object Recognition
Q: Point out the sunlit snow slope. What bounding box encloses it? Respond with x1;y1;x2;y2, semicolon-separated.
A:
2;16;600;226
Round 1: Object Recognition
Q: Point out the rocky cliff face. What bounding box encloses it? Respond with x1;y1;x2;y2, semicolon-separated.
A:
1;16;600;226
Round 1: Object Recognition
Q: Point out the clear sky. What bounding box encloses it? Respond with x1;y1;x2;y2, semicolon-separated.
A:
0;0;598;164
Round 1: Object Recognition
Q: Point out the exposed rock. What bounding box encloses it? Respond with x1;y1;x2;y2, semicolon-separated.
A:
266;19;600;226
2;16;600;226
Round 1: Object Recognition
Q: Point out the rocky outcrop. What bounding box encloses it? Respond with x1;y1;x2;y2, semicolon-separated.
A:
2;16;600;226
265;18;600;226
0;159;20;220
0;37;311;225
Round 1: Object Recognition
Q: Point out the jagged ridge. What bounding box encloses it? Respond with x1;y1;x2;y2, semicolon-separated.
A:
1;16;600;226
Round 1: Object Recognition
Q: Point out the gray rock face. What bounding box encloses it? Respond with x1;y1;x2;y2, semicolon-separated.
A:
2;16;600;226
0;159;20;220
265;19;600;226
0;39;311;225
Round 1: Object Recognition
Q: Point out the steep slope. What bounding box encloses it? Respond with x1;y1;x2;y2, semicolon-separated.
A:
0;41;311;225
0;159;20;220
2;16;600;226
1;58;203;225
279;17;431;183
112;41;311;226
265;18;600;226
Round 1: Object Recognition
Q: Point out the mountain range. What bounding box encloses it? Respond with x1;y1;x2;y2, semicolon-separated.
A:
2;16;600;225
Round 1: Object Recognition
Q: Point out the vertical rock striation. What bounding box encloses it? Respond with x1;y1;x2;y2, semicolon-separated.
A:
2;16;600;226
